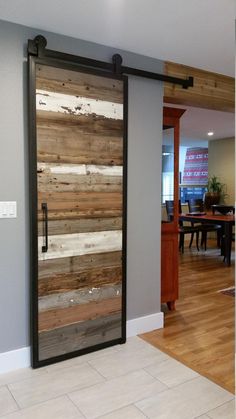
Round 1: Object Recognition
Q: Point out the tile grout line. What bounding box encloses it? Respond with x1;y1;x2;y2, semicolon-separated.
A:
85;354;172;382
95;402;149;419
203;398;235;417
4;361;107;410
134;403;149;418
65;393;87;419
6;373;105;412
0;367;49;387
86;360;108;380
2;392;89;418
67;368;169;418
163;375;202;391
6;383;22;411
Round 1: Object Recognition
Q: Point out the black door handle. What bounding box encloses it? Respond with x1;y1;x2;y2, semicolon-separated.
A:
41;203;48;253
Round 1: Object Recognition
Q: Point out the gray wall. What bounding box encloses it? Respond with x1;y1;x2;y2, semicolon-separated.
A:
0;20;163;353
208;138;235;205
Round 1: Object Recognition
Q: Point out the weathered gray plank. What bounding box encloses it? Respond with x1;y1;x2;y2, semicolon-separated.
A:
38;313;122;361
39;283;122;312
38;251;122;279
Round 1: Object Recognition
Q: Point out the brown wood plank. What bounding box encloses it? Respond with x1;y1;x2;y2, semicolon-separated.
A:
38;191;122;220
38;313;122;361
38;296;121;331
37;125;123;165
39;208;122;220
164;61;235;112
38;265;122;297
38;217;122;236
38;172;122;193
36;111;123;135
36;64;123;103
38;251;122;279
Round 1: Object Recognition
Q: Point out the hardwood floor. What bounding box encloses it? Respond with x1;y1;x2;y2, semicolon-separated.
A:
141;240;235;394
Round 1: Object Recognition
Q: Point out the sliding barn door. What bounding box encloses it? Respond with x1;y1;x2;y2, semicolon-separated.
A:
29;60;127;367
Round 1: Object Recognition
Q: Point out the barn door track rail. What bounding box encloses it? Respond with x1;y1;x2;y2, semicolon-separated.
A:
28;35;194;89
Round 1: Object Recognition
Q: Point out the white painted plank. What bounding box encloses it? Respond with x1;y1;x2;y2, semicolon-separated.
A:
36;90;123;120
37;163;123;176
38;163;86;175
38;230;122;260
86;165;122;176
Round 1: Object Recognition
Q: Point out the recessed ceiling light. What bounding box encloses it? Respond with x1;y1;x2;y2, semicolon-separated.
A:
207;131;214;136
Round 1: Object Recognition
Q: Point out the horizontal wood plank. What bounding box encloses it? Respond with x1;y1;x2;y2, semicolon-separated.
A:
38;217;122;236
38;251;122;279
36;111;123;136
37;162;122;194
38;265;122;297
38;191;122;220
37;163;123;176
39;283;122;312
36;90;123;120
38;172;122;193
39;208;122;220
37;125;123;165
38;313;122;361
36;64;123;103
164;61;235;112
38;230;122;260
38;296;121;331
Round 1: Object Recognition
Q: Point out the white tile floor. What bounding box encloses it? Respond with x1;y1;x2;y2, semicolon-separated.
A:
0;337;234;419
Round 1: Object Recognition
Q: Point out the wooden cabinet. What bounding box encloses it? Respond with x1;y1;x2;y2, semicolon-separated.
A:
161;107;185;310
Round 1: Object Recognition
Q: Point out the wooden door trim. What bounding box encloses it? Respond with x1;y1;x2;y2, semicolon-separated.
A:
161;107;185;309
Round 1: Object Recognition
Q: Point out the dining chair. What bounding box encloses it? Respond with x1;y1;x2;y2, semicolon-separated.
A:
165;200;200;253
187;199;222;250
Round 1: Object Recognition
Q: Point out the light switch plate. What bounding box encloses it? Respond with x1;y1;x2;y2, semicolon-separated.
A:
0;202;17;218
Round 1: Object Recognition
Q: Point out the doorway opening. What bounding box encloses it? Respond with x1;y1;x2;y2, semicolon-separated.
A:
143;104;235;393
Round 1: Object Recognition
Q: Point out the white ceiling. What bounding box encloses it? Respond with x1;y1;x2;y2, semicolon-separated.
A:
0;0;234;145
167;105;235;147
0;0;235;76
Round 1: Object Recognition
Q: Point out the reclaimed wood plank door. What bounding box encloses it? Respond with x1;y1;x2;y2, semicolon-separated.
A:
29;59;127;367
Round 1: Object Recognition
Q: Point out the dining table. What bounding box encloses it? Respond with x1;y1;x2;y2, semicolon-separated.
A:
179;212;235;266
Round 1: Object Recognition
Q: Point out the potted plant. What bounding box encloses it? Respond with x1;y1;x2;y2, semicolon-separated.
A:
204;175;227;210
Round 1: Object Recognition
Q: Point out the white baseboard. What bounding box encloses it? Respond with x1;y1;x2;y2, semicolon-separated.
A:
126;311;164;337
0;312;164;374
0;346;30;374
